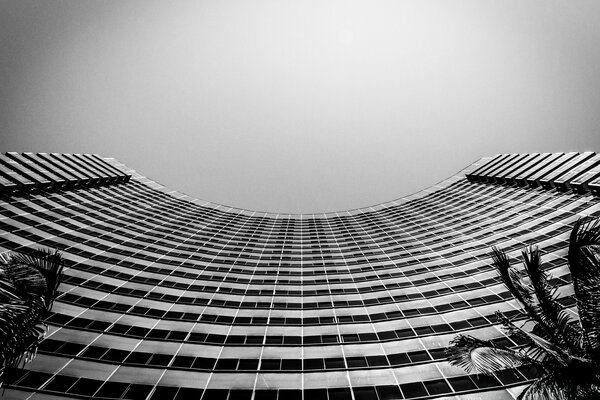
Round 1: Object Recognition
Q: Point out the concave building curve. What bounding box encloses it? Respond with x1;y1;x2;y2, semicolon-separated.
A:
1;151;600;400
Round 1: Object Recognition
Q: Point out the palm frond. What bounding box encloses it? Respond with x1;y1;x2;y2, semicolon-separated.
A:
0;248;63;387
492;247;533;307
525;331;584;366
567;217;600;360
3;262;46;301
447;334;528;375
11;249;64;308
493;248;558;340
0;254;20;304
518;364;600;400
497;311;586;366
0;274;19;304
517;373;570;400
553;310;584;355
521;246;583;354
0;300;47;373
521;246;559;320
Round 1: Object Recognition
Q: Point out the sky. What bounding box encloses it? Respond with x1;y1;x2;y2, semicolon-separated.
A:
1;1;599;213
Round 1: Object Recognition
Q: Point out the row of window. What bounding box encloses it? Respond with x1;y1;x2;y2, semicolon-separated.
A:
39;335;509;371
2;212;575;292
3;209;576;307
6;178;580;263
44;303;556;345
58;280;559;327
8;367;537;400
58;265;570;313
5;367;535;400
0;152;130;196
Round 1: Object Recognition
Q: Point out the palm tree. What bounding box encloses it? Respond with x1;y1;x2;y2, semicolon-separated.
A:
446;216;600;400
0;248;64;387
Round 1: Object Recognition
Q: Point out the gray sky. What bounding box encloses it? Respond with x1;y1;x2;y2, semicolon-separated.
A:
1;0;599;213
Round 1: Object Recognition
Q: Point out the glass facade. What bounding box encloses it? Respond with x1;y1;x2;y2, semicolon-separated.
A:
0;151;599;399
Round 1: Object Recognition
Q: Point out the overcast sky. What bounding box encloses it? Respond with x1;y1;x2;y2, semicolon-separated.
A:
1;1;599;213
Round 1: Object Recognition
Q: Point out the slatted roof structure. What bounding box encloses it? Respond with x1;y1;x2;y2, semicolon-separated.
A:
0;152;131;195
466;151;600;194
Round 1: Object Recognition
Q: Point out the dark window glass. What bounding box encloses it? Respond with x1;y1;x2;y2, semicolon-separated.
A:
81;345;108;359
108;323;130;334
304;335;321;344
128;326;150;337
123;384;153;400
238;359;260;370
199;389;226;400
254;390;278;400
102;348;129;363
304;358;324;370
38;339;63;352
16;371;51;389
189;332;208;342
193;357;216;369
376;385;403;400
346;357;368;368
68;378;104;396
150;386;179;400
260;359;281;371
424;379;452;395
215;359;238;370
278;389;302;400
377;331;397;340
281;359;302;371
147;329;170;339
304;388;328;400
168;331;188;340
395;329;414;338
400;382;428;399
366;355;388;367
283;336;301;345
149;354;172;366
359;333;378;341
447;376;477;392
407;351;430;362
388;353;410;366
44;375;78;392
324;357;345;369
428;349;447;360
172;355;195;368
470;374;501;388
265;336;283;344
431;323;452;333
495;369;525;385
246;336;263;344
229;389;253;400
353;386;378;400
413;326;433;336
468;317;488;327
226;335;245;344
58;342;85;356
2;368;27;385
125;352;152;365
87;320;112;331
96;381;129;398
328;387;352;400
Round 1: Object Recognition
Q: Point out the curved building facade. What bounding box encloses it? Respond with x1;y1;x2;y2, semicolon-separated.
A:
1;151;599;400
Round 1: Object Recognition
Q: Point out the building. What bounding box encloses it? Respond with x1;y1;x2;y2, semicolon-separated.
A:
0;151;599;400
